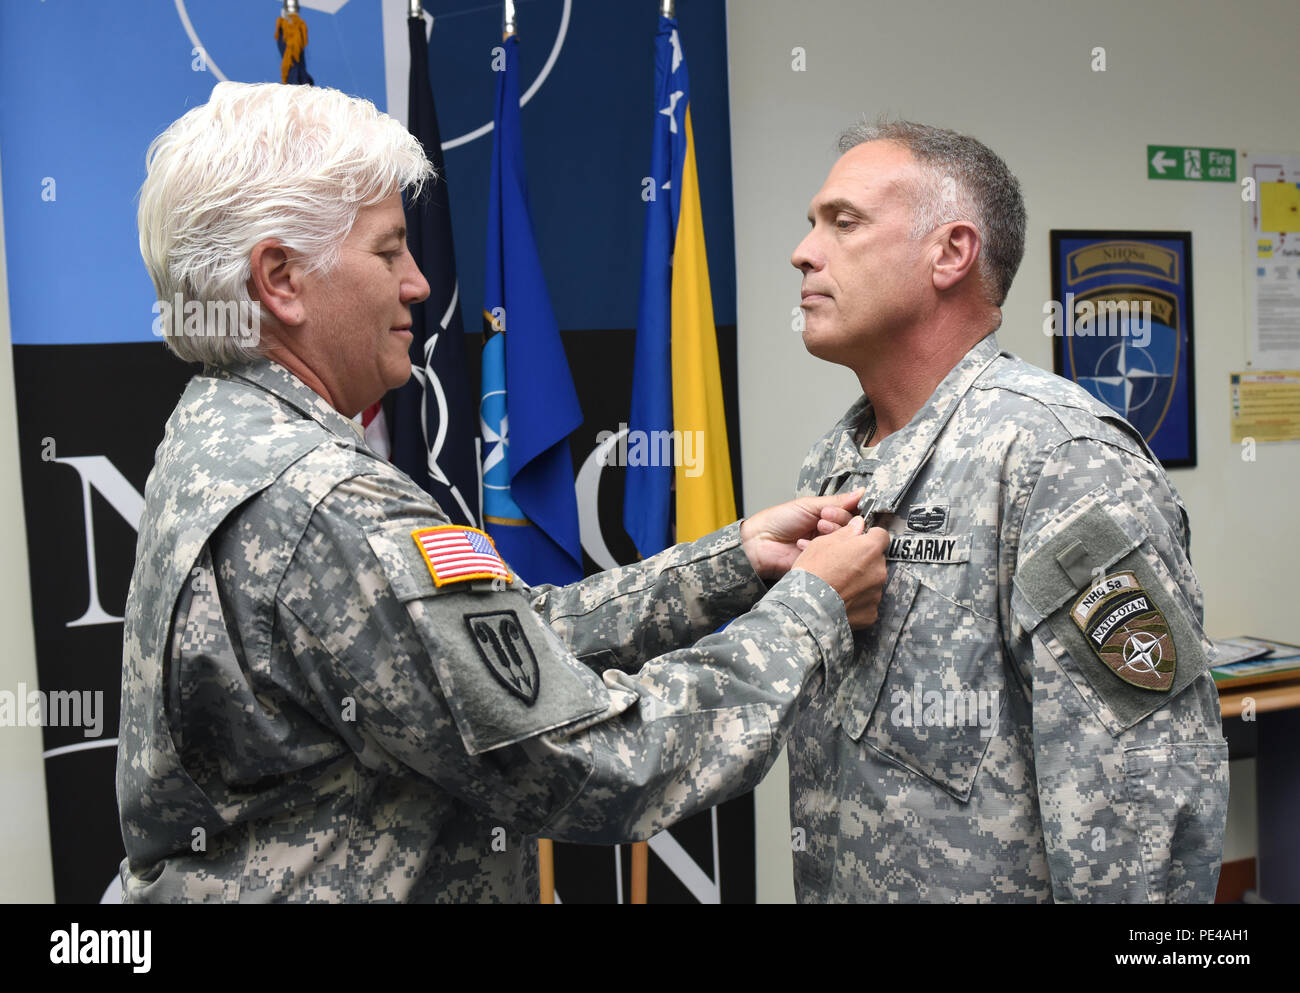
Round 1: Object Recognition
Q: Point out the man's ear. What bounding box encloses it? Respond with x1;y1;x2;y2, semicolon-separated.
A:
931;220;981;293
248;239;307;328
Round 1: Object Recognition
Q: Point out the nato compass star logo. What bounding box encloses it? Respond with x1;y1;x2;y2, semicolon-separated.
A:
1066;288;1183;446
1076;338;1172;419
1120;630;1164;677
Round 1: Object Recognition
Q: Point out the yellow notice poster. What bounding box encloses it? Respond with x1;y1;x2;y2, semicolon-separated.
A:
1260;181;1300;233
1230;371;1300;443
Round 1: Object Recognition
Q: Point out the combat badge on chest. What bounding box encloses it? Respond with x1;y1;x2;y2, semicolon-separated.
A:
886;501;969;564
906;503;948;533
1069;570;1175;691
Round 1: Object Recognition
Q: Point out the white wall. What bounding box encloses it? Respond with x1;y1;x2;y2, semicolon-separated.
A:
727;0;1297;902
0;156;56;902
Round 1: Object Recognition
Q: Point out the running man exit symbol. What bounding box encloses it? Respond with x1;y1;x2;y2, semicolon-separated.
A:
1148;145;1236;182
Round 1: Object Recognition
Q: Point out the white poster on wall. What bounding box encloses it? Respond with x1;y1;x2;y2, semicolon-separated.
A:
1245;151;1300;367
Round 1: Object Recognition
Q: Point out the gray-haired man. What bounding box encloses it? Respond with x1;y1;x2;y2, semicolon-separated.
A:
787;121;1227;903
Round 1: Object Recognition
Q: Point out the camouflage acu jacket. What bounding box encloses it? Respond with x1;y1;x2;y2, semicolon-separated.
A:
117;359;853;902
789;333;1228;903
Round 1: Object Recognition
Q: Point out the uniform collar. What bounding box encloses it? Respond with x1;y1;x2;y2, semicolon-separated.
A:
820;332;1003;520
208;358;368;443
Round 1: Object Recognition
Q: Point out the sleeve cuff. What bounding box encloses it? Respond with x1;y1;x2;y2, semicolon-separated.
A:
683;520;769;604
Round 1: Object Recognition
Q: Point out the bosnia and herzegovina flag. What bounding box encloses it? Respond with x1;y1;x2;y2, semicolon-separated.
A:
480;33;583;586
624;15;735;556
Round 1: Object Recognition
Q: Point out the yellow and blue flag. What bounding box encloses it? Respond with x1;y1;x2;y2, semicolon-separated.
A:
480;34;583;585
625;16;735;556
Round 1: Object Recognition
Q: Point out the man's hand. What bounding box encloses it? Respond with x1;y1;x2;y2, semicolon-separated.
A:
791;516;889;628
740;489;865;581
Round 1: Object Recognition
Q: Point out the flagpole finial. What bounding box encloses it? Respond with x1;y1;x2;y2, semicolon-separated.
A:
283;0;299;14
409;0;424;17
661;0;675;17
503;0;517;37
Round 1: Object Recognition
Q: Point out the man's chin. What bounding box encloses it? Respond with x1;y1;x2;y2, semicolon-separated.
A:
800;330;842;363
385;358;413;391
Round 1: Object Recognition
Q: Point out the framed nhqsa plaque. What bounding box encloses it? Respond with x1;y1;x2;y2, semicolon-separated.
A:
1049;230;1197;468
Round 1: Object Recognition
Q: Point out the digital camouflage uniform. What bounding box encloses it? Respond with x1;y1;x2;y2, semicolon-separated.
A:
789;333;1228;903
117;359;854;903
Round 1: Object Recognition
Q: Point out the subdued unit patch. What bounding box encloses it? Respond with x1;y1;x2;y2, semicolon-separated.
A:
1070;570;1175;691
465;611;540;706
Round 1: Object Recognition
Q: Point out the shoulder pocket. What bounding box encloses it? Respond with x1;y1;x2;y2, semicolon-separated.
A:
364;520;609;755
1011;488;1212;735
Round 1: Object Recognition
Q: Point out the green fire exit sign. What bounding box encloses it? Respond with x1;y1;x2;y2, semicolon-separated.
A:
1148;145;1236;182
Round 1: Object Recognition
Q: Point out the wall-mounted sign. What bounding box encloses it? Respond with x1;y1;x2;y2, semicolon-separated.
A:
1147;145;1236;182
1050;231;1197;468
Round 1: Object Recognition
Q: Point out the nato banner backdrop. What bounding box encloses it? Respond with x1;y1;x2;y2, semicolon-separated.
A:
0;0;745;904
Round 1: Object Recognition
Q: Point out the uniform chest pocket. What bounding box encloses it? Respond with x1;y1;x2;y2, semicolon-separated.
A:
832;564;1005;802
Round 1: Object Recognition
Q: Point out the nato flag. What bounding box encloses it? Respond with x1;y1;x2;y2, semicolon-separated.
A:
384;14;481;528
480;35;583;586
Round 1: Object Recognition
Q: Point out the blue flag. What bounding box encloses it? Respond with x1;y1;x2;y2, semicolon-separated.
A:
384;14;480;528
480;35;583;586
624;16;688;558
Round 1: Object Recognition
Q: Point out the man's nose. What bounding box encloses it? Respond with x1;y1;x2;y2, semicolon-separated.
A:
791;231;821;273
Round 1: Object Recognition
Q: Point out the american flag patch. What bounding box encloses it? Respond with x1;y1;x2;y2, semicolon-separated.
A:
411;526;513;587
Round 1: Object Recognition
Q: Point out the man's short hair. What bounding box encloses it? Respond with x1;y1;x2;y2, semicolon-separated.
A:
138;82;433;367
838;119;1026;307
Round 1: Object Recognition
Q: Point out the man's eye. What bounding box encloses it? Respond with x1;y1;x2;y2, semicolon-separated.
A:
835;217;856;229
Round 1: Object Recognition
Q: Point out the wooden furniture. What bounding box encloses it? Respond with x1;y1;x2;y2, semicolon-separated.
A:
1217;671;1300;903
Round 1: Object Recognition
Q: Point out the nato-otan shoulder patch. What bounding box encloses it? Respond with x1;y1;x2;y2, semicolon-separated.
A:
1070;571;1175;691
465;611;540;705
